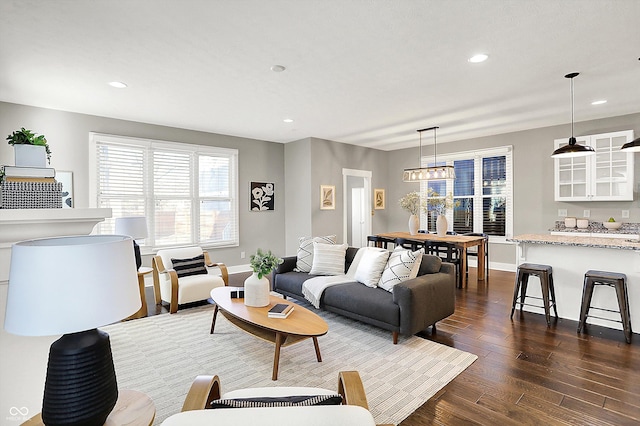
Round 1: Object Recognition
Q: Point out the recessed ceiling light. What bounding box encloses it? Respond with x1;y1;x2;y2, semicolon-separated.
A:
468;54;488;63
108;81;127;88
283;118;294;123
270;65;286;72
591;100;607;105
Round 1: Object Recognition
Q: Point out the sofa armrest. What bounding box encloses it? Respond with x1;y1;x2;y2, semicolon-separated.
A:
274;255;297;274
392;262;456;336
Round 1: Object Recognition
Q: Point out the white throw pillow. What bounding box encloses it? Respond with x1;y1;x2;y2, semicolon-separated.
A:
309;242;348;276
378;247;425;292
354;247;390;288
294;235;337;272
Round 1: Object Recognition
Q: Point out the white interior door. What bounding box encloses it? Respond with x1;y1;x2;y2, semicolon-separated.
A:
351;188;366;247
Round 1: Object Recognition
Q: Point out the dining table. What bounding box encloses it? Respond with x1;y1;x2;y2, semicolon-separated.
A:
374;232;486;288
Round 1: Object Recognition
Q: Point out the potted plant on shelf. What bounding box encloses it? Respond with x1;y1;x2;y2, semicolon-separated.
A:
422;188;460;236
399;191;421;235
6;127;52;166
244;248;283;307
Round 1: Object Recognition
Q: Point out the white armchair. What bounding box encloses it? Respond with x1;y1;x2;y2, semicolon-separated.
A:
161;371;388;426
152;246;228;313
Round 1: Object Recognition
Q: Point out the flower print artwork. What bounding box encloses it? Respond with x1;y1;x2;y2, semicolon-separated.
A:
251;182;275;211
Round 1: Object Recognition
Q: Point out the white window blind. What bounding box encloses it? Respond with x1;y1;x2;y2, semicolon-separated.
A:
90;133;239;249
420;146;513;239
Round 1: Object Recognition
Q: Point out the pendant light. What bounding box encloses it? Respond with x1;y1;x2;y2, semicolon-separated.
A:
551;72;595;158
403;126;456;182
620;136;640;152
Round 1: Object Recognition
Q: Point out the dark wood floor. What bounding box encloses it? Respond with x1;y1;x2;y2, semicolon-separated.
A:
402;268;640;426
144;269;640;425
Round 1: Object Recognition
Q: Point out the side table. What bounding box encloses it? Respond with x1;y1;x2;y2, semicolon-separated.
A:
22;389;155;426
126;266;153;320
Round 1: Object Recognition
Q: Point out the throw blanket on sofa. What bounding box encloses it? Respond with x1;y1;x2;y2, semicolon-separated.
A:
301;247;367;308
302;275;354;308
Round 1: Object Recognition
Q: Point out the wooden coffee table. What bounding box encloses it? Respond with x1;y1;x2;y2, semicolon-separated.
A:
210;287;328;380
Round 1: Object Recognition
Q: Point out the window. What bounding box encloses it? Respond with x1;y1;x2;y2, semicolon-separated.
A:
420;146;512;239
89;133;238;249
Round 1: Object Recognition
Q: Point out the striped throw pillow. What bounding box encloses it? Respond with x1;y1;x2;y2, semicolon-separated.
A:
210;394;343;409
309;242;348;276
171;254;208;278
294;235;337;272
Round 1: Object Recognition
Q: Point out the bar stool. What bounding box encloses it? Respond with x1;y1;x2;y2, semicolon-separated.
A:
510;263;558;326
577;270;632;343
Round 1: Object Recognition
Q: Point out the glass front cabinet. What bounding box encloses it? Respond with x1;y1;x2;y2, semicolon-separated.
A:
554;130;635;201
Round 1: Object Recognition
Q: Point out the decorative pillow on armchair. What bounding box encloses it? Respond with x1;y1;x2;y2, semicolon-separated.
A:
294;235;337;272
171;254;208;278
210;394;343;409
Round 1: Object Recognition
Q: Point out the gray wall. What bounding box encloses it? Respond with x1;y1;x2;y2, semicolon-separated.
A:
284;138;312;254
387;112;640;268
0;101;287;265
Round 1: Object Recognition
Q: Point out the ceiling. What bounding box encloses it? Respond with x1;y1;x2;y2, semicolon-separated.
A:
1;0;638;151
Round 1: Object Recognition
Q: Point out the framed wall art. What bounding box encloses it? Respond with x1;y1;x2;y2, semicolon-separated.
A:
250;182;274;211
320;185;335;210
374;188;385;209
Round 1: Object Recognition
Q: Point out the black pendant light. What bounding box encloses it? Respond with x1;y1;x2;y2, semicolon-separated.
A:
403;126;455;181
551;73;595;158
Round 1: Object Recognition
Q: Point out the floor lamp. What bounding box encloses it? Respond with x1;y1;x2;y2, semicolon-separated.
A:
4;235;141;426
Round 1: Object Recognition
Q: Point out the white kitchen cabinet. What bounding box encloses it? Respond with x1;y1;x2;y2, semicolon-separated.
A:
554;130;635;201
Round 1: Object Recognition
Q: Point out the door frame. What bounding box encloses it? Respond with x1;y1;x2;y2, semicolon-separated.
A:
342;168;372;245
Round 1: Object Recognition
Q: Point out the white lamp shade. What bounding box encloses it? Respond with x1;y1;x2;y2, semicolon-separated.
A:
115;216;148;240
5;235;141;336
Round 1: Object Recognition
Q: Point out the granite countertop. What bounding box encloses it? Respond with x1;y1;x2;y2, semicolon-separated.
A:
508;234;640;251
550;220;640;235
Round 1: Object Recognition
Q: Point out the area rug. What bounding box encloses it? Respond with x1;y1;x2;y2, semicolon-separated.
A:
103;303;477;425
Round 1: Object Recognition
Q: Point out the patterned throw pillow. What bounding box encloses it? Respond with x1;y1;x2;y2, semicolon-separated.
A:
309;242;348;276
210;394;343;409
378;248;424;292
171;254;208;278
294;235;337;272
354;247;390;288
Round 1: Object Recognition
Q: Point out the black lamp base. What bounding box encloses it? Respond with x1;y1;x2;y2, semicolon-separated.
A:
42;329;118;426
133;240;142;270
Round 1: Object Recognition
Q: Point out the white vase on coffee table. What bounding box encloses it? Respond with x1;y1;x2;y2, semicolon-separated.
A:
244;272;270;307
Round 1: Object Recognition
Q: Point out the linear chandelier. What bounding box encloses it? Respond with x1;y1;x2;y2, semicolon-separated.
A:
403;126;456;182
551;72;595;158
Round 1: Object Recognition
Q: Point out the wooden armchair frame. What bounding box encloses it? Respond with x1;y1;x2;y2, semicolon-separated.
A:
181;371;369;412
152;250;229;314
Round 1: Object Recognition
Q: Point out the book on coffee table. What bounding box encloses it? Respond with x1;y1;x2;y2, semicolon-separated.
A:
268;303;294;318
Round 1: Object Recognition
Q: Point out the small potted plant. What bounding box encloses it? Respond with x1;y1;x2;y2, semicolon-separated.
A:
399;191;421;235
245;249;283;307
6;127;51;166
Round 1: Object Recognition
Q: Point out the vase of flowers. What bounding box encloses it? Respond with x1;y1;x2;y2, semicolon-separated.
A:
244;248;283;307
399;191;421;235
423;189;460;236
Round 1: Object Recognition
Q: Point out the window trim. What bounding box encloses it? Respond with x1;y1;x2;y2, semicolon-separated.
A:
420;145;513;241
89;132;239;250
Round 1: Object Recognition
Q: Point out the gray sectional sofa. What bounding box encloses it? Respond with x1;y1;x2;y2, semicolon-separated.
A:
272;247;456;343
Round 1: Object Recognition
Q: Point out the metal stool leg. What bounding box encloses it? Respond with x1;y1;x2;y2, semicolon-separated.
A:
614;280;632;344
577;277;594;334
510;270;523;319
540;271;552;327
548;272;558;319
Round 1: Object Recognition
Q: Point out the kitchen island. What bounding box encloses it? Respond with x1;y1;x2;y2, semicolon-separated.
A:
508;234;640;333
